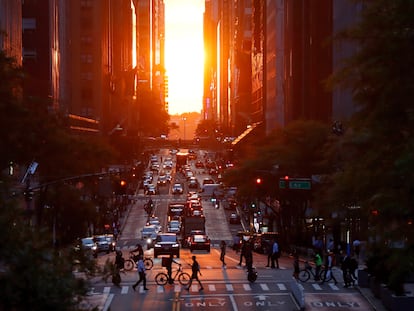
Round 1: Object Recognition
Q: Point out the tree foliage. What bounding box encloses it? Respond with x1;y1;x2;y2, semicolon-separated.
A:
322;0;414;294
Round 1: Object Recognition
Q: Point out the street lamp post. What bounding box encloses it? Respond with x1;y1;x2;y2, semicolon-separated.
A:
183;117;187;141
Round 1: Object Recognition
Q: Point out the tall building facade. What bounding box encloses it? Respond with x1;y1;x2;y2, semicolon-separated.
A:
205;0;358;142
0;0;22;65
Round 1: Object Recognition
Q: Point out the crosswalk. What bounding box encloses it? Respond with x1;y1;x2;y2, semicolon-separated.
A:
90;281;345;296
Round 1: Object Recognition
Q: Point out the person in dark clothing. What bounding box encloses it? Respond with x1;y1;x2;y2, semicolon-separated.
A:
238;239;247;265
265;240;272;267
341;254;352;287
164;254;179;284
130;243;143;261
220;240;227;268
132;255;149;291
115;250;125;270
186;255;203;291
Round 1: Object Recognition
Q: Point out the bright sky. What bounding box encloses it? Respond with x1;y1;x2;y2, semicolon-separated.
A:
164;0;205;115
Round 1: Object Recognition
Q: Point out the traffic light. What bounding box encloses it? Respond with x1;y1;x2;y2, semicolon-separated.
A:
118;180;127;194
256;178;262;185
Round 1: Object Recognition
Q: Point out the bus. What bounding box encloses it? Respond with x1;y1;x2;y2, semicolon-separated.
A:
176;149;189;169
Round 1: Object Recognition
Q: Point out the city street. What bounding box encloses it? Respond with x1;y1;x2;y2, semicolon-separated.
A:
82;149;376;311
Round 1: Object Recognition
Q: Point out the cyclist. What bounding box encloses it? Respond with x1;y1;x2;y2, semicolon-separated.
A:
164;254;179;284
130;243;144;261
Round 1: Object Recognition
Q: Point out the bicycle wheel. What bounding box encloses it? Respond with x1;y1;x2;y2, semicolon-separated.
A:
144;258;153;270
319;269;332;282
298;269;310;282
124;259;135;271
178;272;191;286
155;272;169;286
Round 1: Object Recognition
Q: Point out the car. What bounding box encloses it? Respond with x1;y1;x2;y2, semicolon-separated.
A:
147;217;162;232
153;233;180;258
195;160;204;168
168;220;181;233
172;183;183;194
188;177;199;189
202;177;215;185
229;213;241;224
140;225;158;249
146;183;157;195
189;234;211;252
157;174;168;186
105;234;117;251
93;235;110;253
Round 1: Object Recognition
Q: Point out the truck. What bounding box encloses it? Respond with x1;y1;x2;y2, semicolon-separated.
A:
176;149;189;170
180;215;206;248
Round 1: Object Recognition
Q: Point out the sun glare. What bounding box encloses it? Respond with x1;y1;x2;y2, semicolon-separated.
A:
165;0;204;115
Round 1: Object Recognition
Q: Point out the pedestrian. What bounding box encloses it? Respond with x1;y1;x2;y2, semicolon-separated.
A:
132;255;149;291
220;240;226;268
353;238;361;259
238;239;247;265
115;250;125;270
321;251;337;285
340;253;352;287
265;240;272;267
349;255;358;285
314;251;323;281
186;255;204;291
164;254;179;284
293;250;300;280
233;235;240;252
271;239;280;269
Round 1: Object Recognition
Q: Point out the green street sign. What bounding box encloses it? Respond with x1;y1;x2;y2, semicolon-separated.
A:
279;178;311;190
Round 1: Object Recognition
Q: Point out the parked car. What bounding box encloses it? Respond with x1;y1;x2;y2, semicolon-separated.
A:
189;234;211;252
172;183;183;194
153;233;180;258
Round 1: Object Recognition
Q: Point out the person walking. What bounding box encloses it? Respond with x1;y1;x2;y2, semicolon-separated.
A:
271;239;280;269
321;251;338;285
238;239;247;266
186;255;203;291
132;255;149;291
314;251;323;281
220;240;227;268
265;240;272;267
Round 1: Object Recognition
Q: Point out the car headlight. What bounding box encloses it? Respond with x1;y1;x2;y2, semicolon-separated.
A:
92;245;97;250
154;244;161;248
173;243;179;248
147;238;152;244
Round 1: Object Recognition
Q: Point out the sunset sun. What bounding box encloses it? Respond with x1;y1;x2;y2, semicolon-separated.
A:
165;0;205;115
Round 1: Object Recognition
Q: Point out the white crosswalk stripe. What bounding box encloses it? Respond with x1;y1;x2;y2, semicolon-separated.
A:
98;282;340;295
312;283;323;291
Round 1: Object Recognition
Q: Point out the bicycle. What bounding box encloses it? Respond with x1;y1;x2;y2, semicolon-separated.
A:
124;253;154;271
298;261;330;282
155;264;191;286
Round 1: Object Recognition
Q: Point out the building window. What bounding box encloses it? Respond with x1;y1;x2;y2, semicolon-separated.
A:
80;0;93;8
80;54;93;64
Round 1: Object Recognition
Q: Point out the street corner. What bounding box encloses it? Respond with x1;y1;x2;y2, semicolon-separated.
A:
305;293;373;311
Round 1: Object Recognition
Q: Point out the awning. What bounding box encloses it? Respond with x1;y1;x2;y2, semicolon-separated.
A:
231;122;262;146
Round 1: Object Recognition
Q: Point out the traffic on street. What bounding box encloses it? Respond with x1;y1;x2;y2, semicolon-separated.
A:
80;148;374;311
